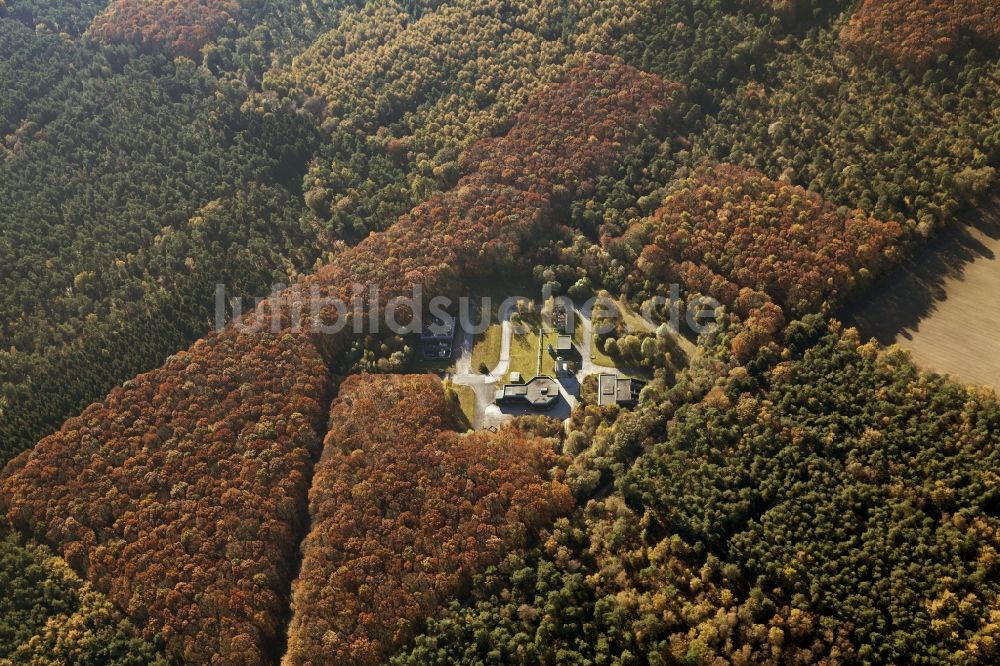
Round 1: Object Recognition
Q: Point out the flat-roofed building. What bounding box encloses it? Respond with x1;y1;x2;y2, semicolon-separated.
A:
496;375;560;410
597;373;645;407
548;334;578;361
420;313;457;361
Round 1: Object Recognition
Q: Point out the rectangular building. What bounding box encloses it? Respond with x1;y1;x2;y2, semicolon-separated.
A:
597;373;645;407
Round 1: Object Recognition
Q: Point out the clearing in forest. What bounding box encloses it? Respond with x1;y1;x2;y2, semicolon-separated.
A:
845;197;1000;390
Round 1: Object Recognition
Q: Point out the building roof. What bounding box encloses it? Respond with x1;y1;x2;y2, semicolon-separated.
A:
556;334;573;351
421;314;456;341
597;373;644;407
422;340;453;361
496;375;560;410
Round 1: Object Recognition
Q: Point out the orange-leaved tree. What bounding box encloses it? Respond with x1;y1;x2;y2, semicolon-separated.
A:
283;374;574;666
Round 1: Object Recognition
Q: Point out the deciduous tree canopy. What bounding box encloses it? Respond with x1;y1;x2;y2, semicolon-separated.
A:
0;534;166;665
634;163;901;317
1;1;999;663
1;54;676;664
89;0;246;57
398;318;1000;664
285;374;574;665
842;0;1000;70
1;331;331;664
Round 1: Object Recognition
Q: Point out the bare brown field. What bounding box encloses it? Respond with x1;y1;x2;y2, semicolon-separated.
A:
844;196;1000;391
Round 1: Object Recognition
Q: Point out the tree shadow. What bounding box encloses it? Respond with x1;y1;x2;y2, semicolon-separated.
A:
558;374;580;396
841;194;1000;343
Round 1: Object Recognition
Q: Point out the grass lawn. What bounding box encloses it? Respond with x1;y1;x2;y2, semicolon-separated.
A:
470;324;503;374
588;294;653;369
509;329;541;379
539;330;562;376
590;333;618;368
473;322;551;381
600;295;654;333
449;383;477;429
618;298;654;333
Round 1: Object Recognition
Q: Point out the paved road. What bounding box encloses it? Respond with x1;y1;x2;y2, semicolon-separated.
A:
451;297;512;429
574;304;620;382
453;298;694;429
577;299;698;379
451;374;497;430
455;299;580;429
490;300;515;379
453;314;474;375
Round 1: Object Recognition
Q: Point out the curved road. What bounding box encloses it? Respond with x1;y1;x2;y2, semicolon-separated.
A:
450;299;516;429
453;297;691;429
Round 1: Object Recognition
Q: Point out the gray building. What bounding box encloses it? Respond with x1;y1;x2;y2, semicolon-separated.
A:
496;375;560;410
597;373;645;407
420;314;456;361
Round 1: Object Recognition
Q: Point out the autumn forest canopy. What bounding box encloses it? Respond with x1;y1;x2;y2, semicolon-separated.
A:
1;0;1000;664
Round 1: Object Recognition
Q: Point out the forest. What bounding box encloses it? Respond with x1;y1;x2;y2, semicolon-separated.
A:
633;164;902;317
396;318;1000;664
611;163;903;362
841;0;1000;70
89;0;247;57
1;0;999;663
2;53;674;664
0;329;331;664
0;533;166;665
285;374;573;665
